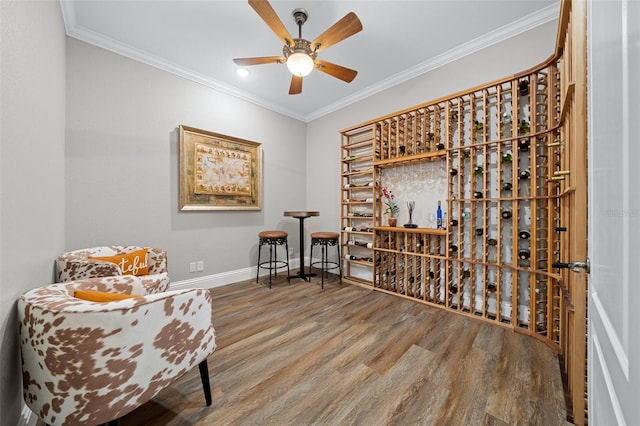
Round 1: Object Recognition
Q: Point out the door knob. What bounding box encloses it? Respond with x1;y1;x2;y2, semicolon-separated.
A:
552;258;590;273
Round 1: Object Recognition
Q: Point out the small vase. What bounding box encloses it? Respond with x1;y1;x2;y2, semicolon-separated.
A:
388;217;397;227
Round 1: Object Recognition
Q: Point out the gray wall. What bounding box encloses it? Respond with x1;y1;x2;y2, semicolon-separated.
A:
305;21;559;235
0;1;66;423
65;38;307;282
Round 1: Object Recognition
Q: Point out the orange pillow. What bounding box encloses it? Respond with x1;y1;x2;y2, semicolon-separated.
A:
89;248;149;276
74;290;140;302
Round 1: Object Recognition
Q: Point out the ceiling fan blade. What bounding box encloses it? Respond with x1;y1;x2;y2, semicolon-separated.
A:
315;60;358;83
289;75;303;95
311;12;363;52
248;0;293;46
233;56;285;66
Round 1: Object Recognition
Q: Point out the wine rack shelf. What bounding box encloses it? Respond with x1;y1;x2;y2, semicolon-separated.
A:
340;33;568;341
341;125;376;283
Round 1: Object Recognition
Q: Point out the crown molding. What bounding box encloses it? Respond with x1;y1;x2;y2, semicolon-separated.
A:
306;3;560;121
60;1;559;123
59;1;306;121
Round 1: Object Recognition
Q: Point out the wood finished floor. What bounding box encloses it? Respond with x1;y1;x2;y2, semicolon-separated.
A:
117;271;568;425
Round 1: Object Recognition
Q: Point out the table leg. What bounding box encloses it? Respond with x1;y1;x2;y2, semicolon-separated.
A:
293;217;316;281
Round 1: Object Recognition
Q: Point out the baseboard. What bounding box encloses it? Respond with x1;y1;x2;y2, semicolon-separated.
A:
170;258;302;290
19;404;36;426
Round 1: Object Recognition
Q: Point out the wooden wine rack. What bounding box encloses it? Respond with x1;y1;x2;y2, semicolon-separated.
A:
341;64;564;336
343;28;581;339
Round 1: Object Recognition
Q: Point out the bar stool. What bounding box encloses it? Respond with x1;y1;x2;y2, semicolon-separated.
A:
309;232;341;289
256;230;290;288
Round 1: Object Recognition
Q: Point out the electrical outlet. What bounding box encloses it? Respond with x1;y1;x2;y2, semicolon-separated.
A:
189;262;197;273
196;261;204;271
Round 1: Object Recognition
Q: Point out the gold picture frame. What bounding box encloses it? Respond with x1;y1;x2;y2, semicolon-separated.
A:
179;125;262;210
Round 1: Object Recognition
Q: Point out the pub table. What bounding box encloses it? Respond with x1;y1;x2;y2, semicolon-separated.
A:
283;211;319;281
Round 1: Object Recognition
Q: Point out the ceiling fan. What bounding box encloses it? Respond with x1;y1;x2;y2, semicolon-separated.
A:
233;0;363;95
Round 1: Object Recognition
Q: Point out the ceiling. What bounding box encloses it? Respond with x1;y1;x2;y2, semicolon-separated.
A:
60;0;560;122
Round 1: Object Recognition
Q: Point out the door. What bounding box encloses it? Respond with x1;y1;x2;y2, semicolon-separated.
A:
587;0;640;425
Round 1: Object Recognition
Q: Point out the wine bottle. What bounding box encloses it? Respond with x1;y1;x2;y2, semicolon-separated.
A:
437;142;445;150
502;182;513;191
345;254;357;260
449;284;459;294
450;168;458;176
519;169;530;180
474;166;484;175
518;250;530;260
486;283;498;293
449;218;458;227
519;230;531;239
449;244;458;253
487;238;498;246
462;269;471;278
436;201;443;229
399;145;406;155
474;191;483;199
428;271;435;279
519;79;530;96
555;226;567;232
475;228;484;236
534;287;547;295
518;138;530;152
501;210;512;219
501;150;513;162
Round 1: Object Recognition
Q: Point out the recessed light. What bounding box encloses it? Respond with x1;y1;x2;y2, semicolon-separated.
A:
236;68;249;77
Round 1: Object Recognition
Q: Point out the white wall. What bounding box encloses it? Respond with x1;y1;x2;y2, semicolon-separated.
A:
0;1;66;423
306;21;559;235
65;38;307;282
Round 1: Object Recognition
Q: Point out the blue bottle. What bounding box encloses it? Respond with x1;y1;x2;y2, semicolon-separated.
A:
436;201;443;229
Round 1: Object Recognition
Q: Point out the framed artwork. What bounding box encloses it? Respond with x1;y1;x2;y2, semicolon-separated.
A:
179;125;263;210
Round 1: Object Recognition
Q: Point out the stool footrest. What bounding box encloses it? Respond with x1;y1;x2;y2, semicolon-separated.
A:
259;260;289;270
310;261;340;270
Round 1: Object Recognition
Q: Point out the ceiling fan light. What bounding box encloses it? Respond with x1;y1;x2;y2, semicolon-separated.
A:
286;52;314;77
